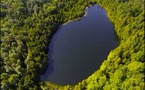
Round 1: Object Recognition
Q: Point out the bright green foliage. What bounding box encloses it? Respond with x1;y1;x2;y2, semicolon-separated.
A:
73;0;144;90
1;0;144;90
1;0;95;89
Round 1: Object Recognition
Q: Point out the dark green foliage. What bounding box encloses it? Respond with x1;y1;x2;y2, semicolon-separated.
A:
73;0;144;90
1;0;95;89
1;0;144;90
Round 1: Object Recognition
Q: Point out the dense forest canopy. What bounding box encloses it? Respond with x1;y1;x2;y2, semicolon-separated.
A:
1;0;144;90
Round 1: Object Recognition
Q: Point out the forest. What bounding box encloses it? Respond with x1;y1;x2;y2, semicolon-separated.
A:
1;0;144;90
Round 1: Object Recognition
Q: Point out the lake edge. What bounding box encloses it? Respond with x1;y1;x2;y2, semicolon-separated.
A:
41;4;118;85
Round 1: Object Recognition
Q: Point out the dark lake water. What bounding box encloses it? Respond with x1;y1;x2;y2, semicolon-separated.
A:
41;5;118;85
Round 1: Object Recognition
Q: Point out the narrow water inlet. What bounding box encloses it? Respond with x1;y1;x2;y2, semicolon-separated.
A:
41;5;118;85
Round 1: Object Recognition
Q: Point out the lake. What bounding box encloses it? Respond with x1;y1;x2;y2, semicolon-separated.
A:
41;5;118;85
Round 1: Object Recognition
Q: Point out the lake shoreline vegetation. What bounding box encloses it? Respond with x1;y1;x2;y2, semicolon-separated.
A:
62;4;93;26
0;0;144;90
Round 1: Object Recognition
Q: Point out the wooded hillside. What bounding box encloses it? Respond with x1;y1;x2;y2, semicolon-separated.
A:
1;0;144;90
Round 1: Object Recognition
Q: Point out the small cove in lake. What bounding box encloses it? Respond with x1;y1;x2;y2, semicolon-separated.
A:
41;5;118;85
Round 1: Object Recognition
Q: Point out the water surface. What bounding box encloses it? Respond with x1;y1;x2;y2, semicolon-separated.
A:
41;5;118;85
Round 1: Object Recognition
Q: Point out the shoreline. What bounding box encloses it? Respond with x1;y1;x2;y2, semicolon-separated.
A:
40;4;94;77
62;5;93;25
40;4;96;88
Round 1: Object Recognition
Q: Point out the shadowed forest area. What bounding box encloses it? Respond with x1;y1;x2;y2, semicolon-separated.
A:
1;0;144;90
